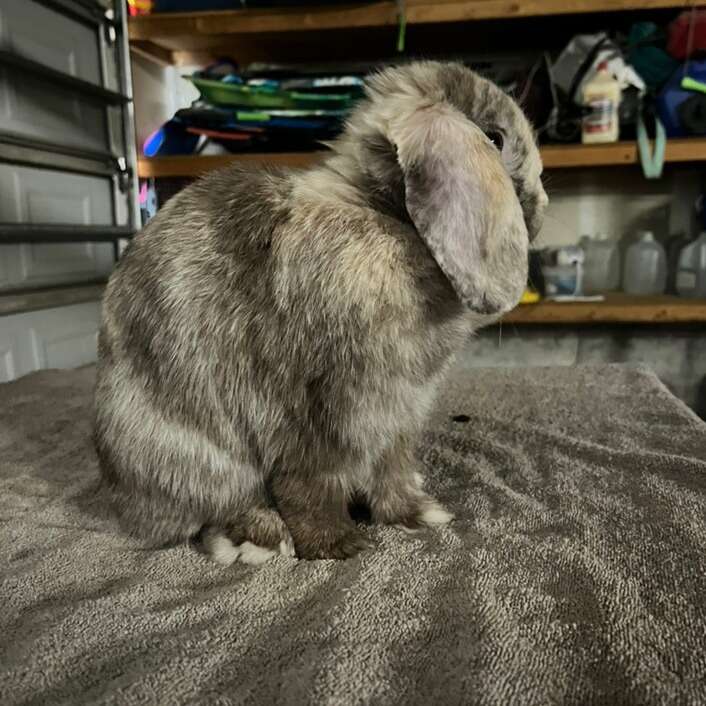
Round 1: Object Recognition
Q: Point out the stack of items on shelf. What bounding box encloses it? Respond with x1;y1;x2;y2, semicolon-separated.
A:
143;54;549;158
547;11;706;158
144;61;367;157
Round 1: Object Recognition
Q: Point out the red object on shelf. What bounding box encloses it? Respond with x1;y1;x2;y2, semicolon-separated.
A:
668;10;706;60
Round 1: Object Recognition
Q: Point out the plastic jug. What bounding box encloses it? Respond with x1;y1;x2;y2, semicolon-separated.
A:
623;231;667;295
665;232;693;293
676;232;706;298
580;233;621;293
582;62;621;144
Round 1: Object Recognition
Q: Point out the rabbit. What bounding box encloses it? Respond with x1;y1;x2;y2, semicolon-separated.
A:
94;61;547;564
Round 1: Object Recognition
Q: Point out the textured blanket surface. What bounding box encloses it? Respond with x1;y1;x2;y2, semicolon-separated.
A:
1;363;705;705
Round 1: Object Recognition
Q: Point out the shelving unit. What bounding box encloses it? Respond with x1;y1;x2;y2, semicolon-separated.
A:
128;1;706;329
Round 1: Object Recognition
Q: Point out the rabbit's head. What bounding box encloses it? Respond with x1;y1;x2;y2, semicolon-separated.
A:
333;61;547;315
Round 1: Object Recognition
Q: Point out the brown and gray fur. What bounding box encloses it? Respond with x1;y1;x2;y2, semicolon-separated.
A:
94;61;547;563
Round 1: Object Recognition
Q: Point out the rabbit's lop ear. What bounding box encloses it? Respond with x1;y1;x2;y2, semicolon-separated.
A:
393;103;528;315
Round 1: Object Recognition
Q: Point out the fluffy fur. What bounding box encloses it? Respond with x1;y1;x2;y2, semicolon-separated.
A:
94;61;547;561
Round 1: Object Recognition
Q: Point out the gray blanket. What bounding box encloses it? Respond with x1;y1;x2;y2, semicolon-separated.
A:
1;364;705;705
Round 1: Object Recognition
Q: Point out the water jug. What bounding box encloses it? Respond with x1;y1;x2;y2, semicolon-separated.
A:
623;231;667;295
580;233;621;294
676;232;706;298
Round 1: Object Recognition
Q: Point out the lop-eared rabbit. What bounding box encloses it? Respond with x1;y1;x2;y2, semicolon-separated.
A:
94;61;547;563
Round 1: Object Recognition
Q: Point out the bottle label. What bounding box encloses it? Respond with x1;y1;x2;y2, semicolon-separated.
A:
584;97;614;134
677;270;697;289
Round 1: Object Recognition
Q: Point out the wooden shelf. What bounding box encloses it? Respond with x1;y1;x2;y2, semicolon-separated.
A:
502;294;706;325
129;0;688;62
137;139;706;178
541;139;706;169
137;152;326;178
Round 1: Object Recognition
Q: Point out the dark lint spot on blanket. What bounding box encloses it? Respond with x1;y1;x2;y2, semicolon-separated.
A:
452;414;470;423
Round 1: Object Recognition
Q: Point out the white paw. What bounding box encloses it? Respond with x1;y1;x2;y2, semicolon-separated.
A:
278;538;296;558
206;533;241;566
237;541;276;566
203;531;295;566
420;502;454;526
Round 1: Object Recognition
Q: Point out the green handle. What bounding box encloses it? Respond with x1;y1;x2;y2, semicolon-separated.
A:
637;114;666;179
396;0;406;52
681;75;706;94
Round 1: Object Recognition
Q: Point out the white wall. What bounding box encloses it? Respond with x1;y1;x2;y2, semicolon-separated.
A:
537;167;698;250
130;54;199;150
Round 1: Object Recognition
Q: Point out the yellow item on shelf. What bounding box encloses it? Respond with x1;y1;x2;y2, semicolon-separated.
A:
519;290;541;304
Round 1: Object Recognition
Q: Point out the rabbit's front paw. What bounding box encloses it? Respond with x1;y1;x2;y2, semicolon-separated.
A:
228;506;296;558
202;506;296;566
293;524;374;560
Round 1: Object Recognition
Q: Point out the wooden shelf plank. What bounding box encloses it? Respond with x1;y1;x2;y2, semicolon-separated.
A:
541;139;706;168
129;0;688;42
502;294;706;325
137;152;326;178
137;139;706;178
130;40;174;66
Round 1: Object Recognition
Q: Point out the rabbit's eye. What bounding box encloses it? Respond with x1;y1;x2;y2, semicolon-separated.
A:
485;131;504;150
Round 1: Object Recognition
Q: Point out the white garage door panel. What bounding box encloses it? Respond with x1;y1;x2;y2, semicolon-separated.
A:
0;69;109;153
0;301;102;381
0;160;116;290
0;0;102;86
0;242;114;292
19;243;114;285
31;328;98;370
0;163;115;287
0;163;114;226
